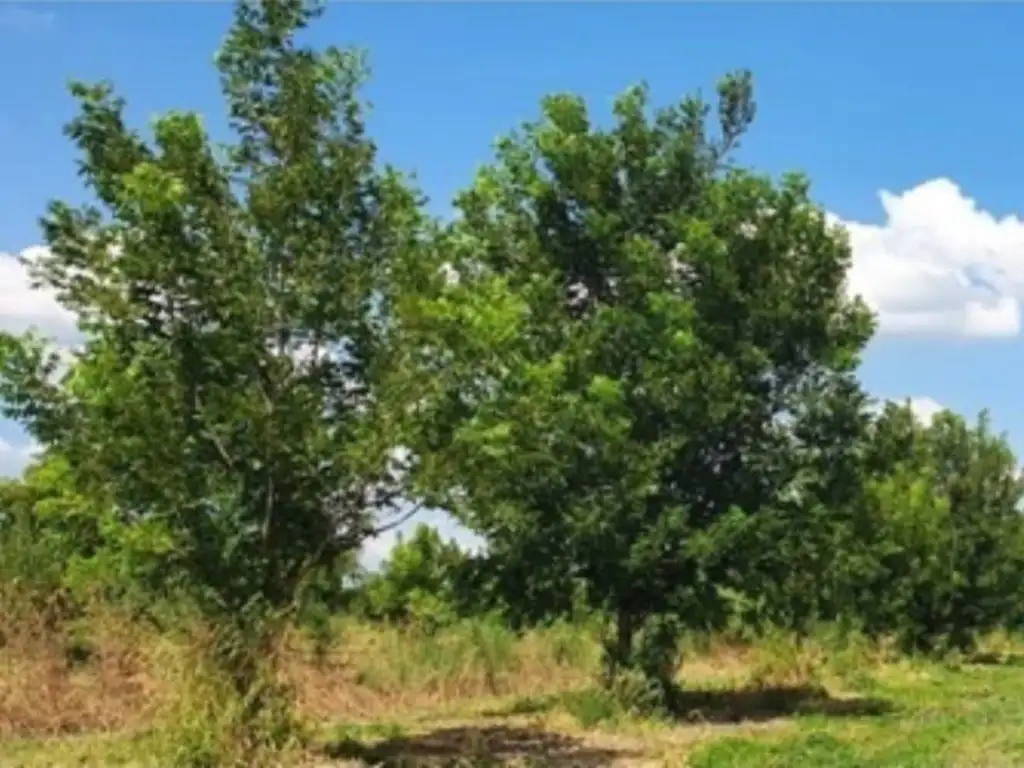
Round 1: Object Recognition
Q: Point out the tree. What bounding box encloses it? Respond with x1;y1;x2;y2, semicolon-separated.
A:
396;75;874;699
0;462;75;602
0;454;107;595
359;523;467;628
856;405;1024;653
0;0;425;738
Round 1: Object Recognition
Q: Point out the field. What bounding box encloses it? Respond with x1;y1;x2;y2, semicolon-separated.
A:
3;602;1023;767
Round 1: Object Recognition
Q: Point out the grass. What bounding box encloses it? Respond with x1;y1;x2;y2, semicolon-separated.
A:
4;599;1024;766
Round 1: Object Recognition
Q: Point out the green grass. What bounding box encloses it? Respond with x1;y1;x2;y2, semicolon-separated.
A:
690;656;1024;767
0;732;164;767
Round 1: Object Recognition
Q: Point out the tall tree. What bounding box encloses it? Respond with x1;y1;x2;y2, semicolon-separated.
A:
396;76;875;696
0;0;425;711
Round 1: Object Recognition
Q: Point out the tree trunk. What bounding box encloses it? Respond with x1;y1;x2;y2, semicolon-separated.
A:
616;609;634;664
603;606;635;684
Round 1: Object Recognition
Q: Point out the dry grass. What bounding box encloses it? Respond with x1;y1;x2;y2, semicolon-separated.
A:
284;617;601;723
0;598;876;731
0;599;605;745
0;590;176;738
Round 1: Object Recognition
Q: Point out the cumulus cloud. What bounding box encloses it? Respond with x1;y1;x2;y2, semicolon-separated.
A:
906;396;945;424
0;438;36;478
872;396;947;424
838;179;1024;338
0;248;79;345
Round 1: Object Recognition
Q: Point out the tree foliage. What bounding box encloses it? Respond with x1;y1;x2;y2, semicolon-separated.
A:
855;405;1024;653
358;523;467;628
395;76;875;693
0;0;424;626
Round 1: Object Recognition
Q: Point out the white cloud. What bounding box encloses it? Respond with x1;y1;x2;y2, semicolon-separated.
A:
906;396;945;424
0;438;36;478
872;396;947;425
839;178;1024;338
0;248;79;345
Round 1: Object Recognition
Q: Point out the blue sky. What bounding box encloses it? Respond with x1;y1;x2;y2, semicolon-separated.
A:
3;2;1024;562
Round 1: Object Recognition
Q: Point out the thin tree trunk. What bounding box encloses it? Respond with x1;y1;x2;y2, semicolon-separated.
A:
603;606;635;684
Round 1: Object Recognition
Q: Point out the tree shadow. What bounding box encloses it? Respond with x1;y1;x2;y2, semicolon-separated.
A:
324;686;893;765
669;684;894;724
482;694;561;718
966;651;1024;667
323;724;641;767
484;684;894;726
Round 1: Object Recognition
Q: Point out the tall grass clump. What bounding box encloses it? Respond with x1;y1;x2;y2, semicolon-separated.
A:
154;627;305;768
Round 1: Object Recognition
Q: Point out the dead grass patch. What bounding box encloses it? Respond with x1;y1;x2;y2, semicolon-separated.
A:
0;592;174;738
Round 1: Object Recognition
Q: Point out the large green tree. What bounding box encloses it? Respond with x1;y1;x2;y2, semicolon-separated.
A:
0;0;425;701
396;76;875;694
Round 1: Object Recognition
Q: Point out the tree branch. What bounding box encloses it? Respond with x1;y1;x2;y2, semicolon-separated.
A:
370;501;423;537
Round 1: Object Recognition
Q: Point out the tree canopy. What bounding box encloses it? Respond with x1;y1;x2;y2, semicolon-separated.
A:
393;76;876;689
0;0;427;625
